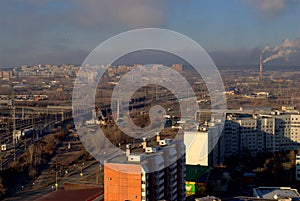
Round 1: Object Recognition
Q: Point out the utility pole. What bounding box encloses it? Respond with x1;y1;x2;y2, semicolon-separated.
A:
61;108;64;121
11;97;16;161
0;129;2;170
0;154;2;171
21;107;25;120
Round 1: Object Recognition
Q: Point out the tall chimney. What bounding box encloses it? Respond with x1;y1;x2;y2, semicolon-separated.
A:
259;54;263;81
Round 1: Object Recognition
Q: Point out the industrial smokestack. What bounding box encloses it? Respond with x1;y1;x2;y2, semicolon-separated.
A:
259;54;263;81
262;38;300;64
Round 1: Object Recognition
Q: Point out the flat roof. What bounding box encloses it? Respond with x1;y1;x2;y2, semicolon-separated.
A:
35;187;103;201
254;187;300;199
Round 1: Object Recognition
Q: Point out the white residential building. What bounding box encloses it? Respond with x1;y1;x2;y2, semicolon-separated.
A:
224;112;300;157
184;121;225;167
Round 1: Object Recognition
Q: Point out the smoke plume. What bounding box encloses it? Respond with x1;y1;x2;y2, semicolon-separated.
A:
262;38;300;63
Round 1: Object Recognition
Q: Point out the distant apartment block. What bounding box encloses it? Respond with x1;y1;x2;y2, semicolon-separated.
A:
171;64;183;72
0;70;14;79
189;107;300;162
104;134;186;201
17;64;79;78
224;109;300;157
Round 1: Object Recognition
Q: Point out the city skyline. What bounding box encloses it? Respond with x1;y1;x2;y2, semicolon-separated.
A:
0;0;300;67
2;1;300;200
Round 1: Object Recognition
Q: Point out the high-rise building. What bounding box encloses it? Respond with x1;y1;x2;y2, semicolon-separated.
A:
184;121;225;167
104;134;186;201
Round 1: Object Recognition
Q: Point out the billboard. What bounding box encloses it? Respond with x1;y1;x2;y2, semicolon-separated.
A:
186;181;206;196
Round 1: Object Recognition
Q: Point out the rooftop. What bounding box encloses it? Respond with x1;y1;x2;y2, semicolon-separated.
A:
35;183;103;201
254;187;300;200
105;134;184;173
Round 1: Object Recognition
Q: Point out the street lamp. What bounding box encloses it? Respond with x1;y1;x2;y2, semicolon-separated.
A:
80;162;84;179
97;164;103;184
55;171;58;190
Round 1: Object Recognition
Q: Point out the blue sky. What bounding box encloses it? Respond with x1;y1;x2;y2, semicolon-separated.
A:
0;0;300;67
170;0;300;51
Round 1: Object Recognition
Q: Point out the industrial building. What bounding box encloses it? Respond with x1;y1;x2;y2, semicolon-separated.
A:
104;134;186;201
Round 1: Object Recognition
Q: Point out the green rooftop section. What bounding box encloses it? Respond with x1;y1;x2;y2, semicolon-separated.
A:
186;165;210;182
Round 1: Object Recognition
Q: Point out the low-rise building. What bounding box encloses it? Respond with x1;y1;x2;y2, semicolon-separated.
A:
253;187;300;200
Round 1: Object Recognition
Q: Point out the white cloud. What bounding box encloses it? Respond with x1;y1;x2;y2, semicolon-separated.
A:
255;0;285;13
245;0;300;18
64;0;166;29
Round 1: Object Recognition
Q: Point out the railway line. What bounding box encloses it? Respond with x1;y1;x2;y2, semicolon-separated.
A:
0;107;73;171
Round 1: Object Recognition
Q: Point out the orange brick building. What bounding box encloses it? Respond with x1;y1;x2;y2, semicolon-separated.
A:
104;163;142;201
104;134;186;201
